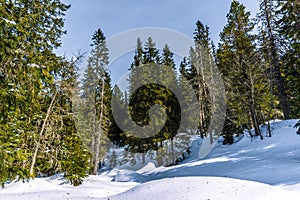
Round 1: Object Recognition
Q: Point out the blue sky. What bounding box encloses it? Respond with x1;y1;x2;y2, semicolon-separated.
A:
57;0;259;56
56;0;259;84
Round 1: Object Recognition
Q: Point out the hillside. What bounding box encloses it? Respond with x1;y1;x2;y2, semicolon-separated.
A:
1;119;300;200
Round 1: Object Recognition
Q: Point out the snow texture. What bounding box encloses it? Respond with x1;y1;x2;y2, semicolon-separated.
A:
1;119;300;199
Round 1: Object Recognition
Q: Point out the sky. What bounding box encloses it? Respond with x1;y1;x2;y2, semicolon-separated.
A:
56;0;260;84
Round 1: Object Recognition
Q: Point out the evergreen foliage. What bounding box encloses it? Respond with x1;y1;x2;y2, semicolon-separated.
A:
0;0;90;186
123;38;181;165
1;0;299;186
216;0;265;142
277;0;300;118
188;20;212;138
80;28;112;175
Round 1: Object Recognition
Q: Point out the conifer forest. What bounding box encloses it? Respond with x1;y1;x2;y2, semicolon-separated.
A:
0;0;299;187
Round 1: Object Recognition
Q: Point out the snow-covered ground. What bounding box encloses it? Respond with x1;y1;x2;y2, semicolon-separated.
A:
1;119;300;199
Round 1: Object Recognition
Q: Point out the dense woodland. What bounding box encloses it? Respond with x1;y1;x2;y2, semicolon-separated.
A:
0;0;299;186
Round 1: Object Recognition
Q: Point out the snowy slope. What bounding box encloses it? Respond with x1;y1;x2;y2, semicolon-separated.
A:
0;175;138;200
105;177;300;200
1;119;300;199
125;119;300;185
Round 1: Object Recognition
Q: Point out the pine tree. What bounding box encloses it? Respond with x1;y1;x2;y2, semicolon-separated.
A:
217;0;265;142
125;38;182;166
188;20;212;138
277;0;300;118
109;85;126;146
109;149;118;168
193;20;210;49
178;57;199;133
27;55;90;184
179;57;189;79
127;37;162;154
80;28;112;175
58;57;90;185
257;0;290;124
158;44;180;164
0;0;71;185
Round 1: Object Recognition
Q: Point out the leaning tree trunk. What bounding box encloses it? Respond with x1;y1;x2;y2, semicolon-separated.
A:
30;91;57;176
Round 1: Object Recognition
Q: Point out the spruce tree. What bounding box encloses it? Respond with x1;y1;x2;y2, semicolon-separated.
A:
58;57;90;185
125;38;181;166
0;0;71;185
80;28;112;175
109;85;126;146
277;0;300;118
127;37;162;154
257;0;290;123
188;20;212;138
217;0;265;142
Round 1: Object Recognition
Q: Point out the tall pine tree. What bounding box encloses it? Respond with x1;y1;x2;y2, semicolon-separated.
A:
217;0;265;143
80;28;112;175
257;0;290;123
277;0;300;118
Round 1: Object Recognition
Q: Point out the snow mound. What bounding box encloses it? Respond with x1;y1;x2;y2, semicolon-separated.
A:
105;176;299;200
112;169;147;183
136;162;157;173
1;178;60;194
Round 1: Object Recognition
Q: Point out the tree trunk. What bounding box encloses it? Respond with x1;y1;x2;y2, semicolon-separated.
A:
93;78;105;175
197;48;206;138
171;138;175;164
266;61;274;137
209;55;215;144
250;103;262;139
90;135;95;170
142;151;145;164
30;91;57;176
249;69;262;139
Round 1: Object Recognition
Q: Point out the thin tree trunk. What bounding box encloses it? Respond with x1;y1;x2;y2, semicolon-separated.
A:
30;91;57;176
90;135;95;170
198;81;204;138
197;48;206;138
209;55;215;144
200;55;208;136
250;103;262;139
267;61;274;137
93;78;105;175
142;151;145;164
171;138;175;164
249;70;262;139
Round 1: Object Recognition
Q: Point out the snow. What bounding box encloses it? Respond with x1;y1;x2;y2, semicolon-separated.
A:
0;175;138;200
2;18;16;25
1;119;300;199
136;162;156;173
104;131;195;171
104;177;299;200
